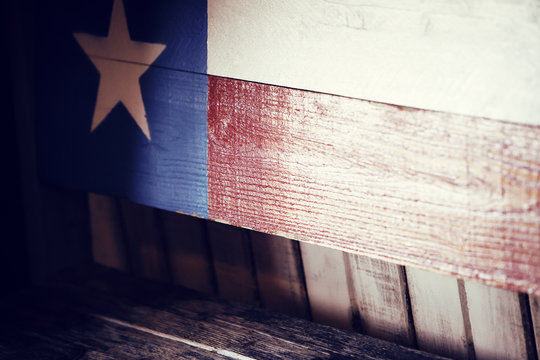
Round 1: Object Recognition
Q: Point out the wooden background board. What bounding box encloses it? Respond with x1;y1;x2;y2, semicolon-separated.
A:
90;199;539;359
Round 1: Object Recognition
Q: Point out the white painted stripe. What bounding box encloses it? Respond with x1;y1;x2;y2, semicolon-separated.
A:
93;314;257;360
208;0;540;125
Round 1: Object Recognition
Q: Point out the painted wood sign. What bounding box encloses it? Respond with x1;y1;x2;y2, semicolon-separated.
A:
37;0;540;294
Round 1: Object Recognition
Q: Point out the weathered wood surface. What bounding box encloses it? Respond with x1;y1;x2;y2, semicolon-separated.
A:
465;281;532;360
347;255;415;347
300;243;353;329
119;199;169;281
0;265;448;360
250;232;310;318
89;193;129;271
158;209;216;295
207;76;540;295
208;0;540;126
530;295;540;360
406;268;471;359
206;221;259;303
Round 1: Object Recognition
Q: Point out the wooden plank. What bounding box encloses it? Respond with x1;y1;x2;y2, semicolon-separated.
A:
207;76;540;295
207;0;540;125
206;221;258;303
0;265;449;360
530;295;540;360
0;298;230;359
119;199;169;281
300;243;352;330
88;193;129;271
465;280;529;360
157;209;216;295
346;254;415;346
250;232;310;318
406;268;471;359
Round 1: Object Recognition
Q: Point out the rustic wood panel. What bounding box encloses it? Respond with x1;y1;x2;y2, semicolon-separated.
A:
119;199;169;281
465;281;529;360
208;0;540;125
300;243;352;330
206;221;259;303
157;210;216;295
250;232;310;318
530;295;540;360
0;305;231;359
406;268;471;359
347;255;415;346
207;76;540;295
89;193;129;271
0;265;448;360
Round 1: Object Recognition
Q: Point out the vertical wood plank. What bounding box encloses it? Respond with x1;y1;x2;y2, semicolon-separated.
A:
206;221;258;303
300;243;352;330
88;193;129;272
406;268;470;359
119;199;169;281
530;295;540;360
250;232;310;318
465;280;529;360
347;254;415;346
157;210;216;295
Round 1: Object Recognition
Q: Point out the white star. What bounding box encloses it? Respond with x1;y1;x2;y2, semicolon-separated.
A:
74;0;166;140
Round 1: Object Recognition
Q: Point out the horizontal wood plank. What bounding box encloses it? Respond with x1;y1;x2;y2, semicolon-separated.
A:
0;265;448;360
207;76;540;295
208;0;540;125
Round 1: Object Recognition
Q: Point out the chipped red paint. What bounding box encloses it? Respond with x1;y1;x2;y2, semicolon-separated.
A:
207;75;540;295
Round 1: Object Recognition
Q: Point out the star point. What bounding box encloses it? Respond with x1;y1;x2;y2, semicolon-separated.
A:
74;0;165;140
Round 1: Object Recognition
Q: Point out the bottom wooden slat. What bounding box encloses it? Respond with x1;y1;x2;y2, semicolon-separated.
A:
0;265;447;360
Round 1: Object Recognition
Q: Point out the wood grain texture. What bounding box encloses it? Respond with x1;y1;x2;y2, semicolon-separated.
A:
208;0;540;125
300;243;352;330
0;265;448;360
157;209;216;295
250;232;310;318
207;76;540;295
89;193;129;271
119;199;169;281
206;221;259;303
530;295;540;360
465;280;529;360
406;268;470;359
347;254;415;346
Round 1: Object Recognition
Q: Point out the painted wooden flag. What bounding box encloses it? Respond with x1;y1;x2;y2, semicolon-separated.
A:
37;0;209;216
37;0;540;294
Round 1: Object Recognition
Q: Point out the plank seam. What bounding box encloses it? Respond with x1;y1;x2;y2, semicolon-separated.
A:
295;241;314;322
400;266;418;349
519;293;539;360
457;279;476;360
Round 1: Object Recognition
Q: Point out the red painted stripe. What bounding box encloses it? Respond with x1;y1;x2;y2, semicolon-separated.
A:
207;76;540;294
